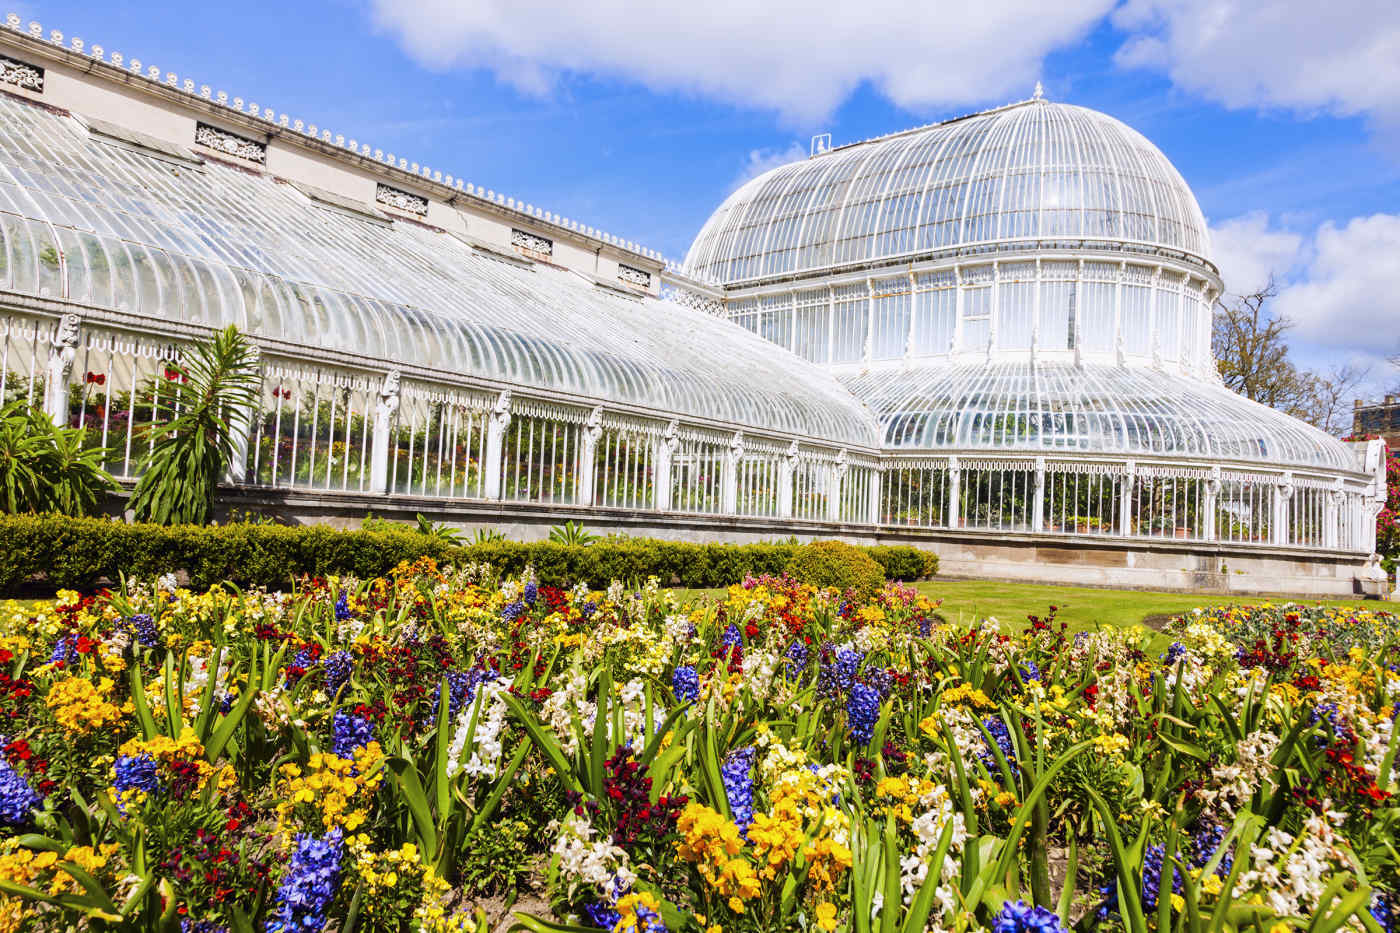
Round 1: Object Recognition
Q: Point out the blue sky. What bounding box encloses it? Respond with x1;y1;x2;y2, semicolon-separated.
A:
28;0;1400;392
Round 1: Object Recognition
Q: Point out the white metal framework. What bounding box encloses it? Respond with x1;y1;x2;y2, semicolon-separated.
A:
0;22;1385;565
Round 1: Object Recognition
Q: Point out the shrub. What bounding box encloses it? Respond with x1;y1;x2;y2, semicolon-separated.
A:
0;400;116;517
783;540;885;597
0;514;937;594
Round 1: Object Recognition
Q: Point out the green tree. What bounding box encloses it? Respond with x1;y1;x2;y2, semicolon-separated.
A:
129;325;260;525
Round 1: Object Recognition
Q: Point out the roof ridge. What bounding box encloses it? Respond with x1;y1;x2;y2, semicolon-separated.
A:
816;93;1052;158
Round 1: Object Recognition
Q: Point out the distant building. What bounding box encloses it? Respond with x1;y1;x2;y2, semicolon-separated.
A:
1354;397;1400;450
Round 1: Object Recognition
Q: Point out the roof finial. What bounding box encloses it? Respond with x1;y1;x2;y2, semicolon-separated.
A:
1033;81;1044;101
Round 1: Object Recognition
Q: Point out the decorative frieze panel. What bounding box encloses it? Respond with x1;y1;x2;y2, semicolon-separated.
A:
194;122;266;164
511;228;553;258
0;54;42;92
617;264;651;289
375;183;428;217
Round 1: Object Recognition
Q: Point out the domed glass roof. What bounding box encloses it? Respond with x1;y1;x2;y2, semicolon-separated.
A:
842;361;1355;471
685;100;1211;285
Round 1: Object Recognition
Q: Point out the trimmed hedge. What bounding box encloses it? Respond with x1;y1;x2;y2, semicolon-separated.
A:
0;514;938;593
783;540;885;598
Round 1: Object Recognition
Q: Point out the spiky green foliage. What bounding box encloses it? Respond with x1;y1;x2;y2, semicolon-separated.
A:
129;326;260;525
0;399;115;516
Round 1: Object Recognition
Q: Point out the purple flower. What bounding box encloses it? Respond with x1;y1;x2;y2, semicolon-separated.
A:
501;601;526;622
721;747;755;834
323;651;353;697
114;753;160;796
265;828;344;932
994;900;1064;933
0;761;42;826
720;623;742;648
48;632;79;666
783;640;808;679
331;709;374;759
672;666;699;704
523;582;538;605
848;682;880;746
333;591;352;621
127;613;161;649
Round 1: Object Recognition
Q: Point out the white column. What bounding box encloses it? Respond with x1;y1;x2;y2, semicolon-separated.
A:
1032;457;1046;533
368;370;401;495
1203;468;1222;541
226;346;261;485
826;449;848;523
1118;460;1135;537
1114;260;1126;366
483;389;512;500
654;420;678;511
1272;473;1294;546
576;406;603;507
863;278;874;364
721;430;743;514
43;313;81;426
867;465;882;525
1324;485;1342;550
778;441;797;519
948;455;961;529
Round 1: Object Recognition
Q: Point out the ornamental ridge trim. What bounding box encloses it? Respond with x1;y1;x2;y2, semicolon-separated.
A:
194;122;266;164
375;183;428;217
617;264;651;288
511;228;553;258
0;53;41;91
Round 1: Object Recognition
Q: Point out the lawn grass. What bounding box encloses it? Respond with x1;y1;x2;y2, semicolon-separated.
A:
675;578;1386;632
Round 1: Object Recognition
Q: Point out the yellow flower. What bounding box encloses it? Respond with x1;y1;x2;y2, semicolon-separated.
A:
815;903;839;932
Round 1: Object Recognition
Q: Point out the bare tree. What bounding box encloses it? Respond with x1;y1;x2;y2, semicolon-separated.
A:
1212;279;1314;417
1305;363;1370;435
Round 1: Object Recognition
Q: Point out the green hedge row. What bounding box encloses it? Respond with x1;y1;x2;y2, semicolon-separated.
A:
0;514;937;593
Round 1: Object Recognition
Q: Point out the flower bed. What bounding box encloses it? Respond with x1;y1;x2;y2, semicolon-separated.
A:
0;561;1395;932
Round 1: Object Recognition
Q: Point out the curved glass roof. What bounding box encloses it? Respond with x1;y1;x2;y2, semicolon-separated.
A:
843;361;1355;471
685;100;1210;285
0;94;880;446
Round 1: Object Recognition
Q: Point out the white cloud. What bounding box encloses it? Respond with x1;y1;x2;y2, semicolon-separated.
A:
367;0;1114;123
1208;211;1303;296
732;142;808;191
1274;213;1400;352
1208;212;1400;379
1112;0;1400;132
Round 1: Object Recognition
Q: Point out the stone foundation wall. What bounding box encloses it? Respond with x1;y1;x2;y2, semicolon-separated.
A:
212;487;1377;598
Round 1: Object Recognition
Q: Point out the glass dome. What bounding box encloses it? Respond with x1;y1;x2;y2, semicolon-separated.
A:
0;93;880;446
842;361;1356;471
684;99;1211;285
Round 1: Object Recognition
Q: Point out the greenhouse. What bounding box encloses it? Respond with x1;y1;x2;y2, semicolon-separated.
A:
0;18;1387;593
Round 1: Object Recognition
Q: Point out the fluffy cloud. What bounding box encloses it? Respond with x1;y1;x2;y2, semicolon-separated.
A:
367;0;1114;123
732;142;808;190
1208;211;1304;296
1113;0;1400;131
1273;214;1400;352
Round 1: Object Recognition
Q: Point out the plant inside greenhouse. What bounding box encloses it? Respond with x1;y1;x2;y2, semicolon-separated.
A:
0;562;1395;931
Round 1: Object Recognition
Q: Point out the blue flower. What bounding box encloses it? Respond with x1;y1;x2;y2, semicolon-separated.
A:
333;591;352;621
323;651;353;697
127;613;161;649
0;761;42;826
721;747;756;834
847;682;880;747
580;601;598;620
114;753;160;796
265;828;344;933
583;901;621;930
979;717;1018;776
720;623;742;648
1140;844;1184;912
331;709;374;759
181;921;229;933
48;632;79;666
993;900;1064;933
501;600;526;622
818;645;864;699
1019;661;1042;682
1370;891;1397;933
783;640;808;679
672;666;699;704
1161;642;1187;665
523;582;538;605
